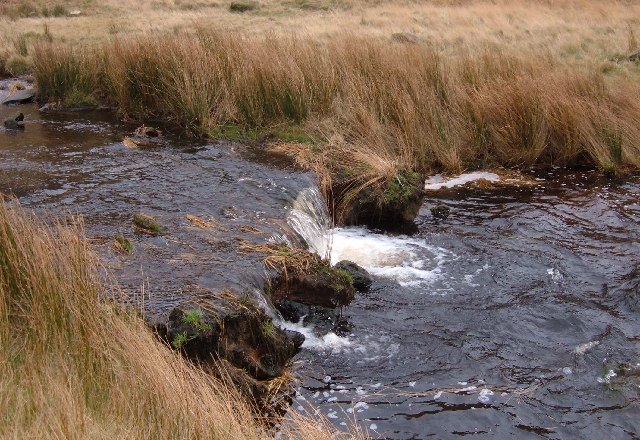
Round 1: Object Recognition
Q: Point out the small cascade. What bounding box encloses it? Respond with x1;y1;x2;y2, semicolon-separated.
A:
287;187;333;258
287;186;452;288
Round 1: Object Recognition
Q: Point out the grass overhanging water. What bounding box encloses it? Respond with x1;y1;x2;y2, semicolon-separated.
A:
0;199;360;439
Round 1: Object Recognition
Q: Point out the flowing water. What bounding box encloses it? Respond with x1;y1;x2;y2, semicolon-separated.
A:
1;97;639;439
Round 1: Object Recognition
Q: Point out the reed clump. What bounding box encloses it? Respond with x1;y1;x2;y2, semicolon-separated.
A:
33;31;640;190
0;198;357;439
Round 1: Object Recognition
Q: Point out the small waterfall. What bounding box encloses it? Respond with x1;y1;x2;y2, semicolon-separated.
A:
287;187;333;259
287;186;453;288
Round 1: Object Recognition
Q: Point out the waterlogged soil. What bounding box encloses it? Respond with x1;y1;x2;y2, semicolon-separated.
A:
2;98;639;439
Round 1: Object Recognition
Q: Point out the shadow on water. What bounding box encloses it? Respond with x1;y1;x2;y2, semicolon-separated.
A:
1;96;639;438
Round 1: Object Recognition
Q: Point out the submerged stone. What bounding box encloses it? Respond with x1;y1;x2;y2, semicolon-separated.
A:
3;112;25;130
430;204;450;220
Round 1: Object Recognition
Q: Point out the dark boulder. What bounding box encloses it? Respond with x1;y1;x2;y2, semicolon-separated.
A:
2;89;34;105
270;258;355;309
335;260;372;291
3;112;24;130
284;329;305;350
333;317;353;337
123;125;164;149
274;297;309;323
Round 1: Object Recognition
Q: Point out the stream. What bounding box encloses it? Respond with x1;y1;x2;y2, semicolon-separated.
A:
1;97;639;439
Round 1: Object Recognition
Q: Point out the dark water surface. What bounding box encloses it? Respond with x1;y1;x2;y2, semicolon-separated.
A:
1;98;638;439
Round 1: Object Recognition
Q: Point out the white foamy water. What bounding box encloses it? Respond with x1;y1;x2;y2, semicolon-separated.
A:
288;188;452;287
277;317;353;353
424;172;500;190
329;228;450;287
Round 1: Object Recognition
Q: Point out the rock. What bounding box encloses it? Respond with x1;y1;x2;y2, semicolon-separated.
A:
135;125;161;138
132;213;166;235
335;260;372;291
3;112;25;130
68;9;81;16
274;298;308;323
123;125;164;148
275;297;340;334
430;204;450;220
270;255;356;309
2;88;35;105
333;170;423;232
333;317;353;337
392;32;420;44
159;285;300;381
284;329;305;350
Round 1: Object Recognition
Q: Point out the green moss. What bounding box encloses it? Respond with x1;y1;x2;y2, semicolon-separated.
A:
132;213;166;235
270;124;316;144
172;331;190;349
384;171;421;205
182;308;212;333
261;319;276;337
335;268;354;287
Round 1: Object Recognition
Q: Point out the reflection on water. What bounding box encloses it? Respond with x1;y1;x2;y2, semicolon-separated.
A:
1;101;639;439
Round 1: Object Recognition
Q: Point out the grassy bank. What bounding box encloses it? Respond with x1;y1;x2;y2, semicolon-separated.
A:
34;32;640;175
0;199;353;439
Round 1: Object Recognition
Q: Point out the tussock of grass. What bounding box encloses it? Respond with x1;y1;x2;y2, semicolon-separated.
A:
133;213;166;235
0;198;360;439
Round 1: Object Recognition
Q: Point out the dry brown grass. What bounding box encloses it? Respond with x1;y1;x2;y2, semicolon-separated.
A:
2;0;640;60
0;198;360;439
33;30;640;176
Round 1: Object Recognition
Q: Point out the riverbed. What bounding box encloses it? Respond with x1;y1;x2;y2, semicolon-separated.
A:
1;100;638;439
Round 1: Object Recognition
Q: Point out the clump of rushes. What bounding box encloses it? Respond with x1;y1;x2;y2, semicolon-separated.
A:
113;235;133;254
132;213;166;235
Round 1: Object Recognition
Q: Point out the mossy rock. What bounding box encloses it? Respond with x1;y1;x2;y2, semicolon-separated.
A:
269;248;355;309
158;285;301;382
333;170;424;231
113;235;133;254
